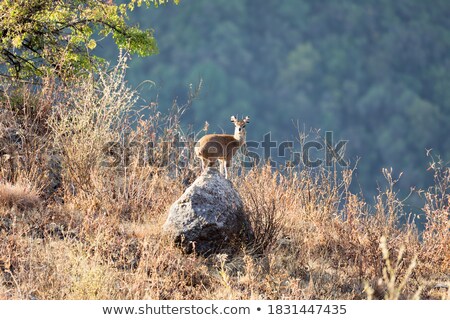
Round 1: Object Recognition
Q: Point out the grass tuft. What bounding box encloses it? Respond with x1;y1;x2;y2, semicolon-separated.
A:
0;181;40;211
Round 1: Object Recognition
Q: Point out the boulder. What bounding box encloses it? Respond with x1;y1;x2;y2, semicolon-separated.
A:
163;167;253;255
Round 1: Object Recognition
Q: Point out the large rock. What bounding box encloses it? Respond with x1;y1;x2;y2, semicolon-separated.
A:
163;167;253;255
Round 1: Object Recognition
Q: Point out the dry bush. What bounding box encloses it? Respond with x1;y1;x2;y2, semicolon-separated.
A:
0;181;41;211
364;236;421;300
420;161;450;276
233;162;442;299
48;55;139;196
236;165;286;252
0;80;55;195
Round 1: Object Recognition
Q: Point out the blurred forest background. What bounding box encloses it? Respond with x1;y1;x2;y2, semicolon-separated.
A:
100;0;449;201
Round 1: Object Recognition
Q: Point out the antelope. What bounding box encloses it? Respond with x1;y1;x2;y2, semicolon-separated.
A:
195;115;250;179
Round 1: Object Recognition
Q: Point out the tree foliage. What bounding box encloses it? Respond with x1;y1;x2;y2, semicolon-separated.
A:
0;0;178;79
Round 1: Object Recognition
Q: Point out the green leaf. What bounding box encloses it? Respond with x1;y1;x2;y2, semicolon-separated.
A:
0;0;177;80
87;39;97;50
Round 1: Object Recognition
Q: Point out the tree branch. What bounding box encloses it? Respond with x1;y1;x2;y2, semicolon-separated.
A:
1;48;42;76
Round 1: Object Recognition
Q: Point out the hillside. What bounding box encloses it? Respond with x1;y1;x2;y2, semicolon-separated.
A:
1;63;448;299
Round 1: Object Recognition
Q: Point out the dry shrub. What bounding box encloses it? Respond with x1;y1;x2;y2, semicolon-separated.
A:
0;237;122;299
420;161;450;275
364;236;421;300
0;77;56;193
0;181;40;211
86;165;184;222
237;165;285;252
233;162;437;299
48;55;138;195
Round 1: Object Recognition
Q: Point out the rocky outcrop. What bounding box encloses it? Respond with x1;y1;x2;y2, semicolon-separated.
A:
163;168;253;255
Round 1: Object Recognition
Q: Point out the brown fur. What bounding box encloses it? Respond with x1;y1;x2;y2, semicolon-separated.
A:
195;116;250;178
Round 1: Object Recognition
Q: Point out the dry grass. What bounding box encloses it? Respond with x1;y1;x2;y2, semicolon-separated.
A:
0;181;41;211
0;58;449;300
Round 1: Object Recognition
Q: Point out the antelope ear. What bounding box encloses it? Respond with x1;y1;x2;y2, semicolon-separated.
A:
243;116;250;123
230;115;237;123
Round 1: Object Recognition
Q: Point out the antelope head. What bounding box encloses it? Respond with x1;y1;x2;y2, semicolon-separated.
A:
230;115;250;143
